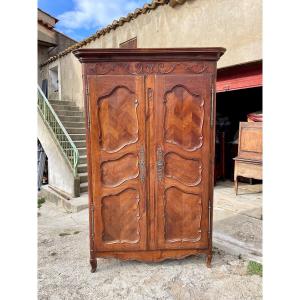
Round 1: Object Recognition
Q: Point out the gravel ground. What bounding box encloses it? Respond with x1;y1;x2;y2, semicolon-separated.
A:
38;202;262;300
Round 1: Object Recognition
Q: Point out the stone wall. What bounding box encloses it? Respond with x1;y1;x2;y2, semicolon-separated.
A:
48;31;77;58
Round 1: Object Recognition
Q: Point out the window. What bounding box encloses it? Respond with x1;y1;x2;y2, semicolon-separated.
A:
119;37;137;48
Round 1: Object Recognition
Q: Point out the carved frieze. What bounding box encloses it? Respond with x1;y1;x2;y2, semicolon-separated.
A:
86;62;209;75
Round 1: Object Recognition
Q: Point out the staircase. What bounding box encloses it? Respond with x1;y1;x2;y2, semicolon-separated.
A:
49;100;88;194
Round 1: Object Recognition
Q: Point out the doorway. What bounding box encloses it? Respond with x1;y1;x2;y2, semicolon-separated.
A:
215;86;263;182
48;65;60;100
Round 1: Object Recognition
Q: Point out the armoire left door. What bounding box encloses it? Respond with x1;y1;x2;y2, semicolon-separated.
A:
87;74;148;252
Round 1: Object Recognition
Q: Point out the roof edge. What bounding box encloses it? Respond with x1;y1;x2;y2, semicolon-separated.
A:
38;8;59;23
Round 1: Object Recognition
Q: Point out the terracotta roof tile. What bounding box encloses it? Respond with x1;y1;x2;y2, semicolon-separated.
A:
40;0;189;67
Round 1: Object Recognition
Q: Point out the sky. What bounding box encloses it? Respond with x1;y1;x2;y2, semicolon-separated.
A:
38;0;148;42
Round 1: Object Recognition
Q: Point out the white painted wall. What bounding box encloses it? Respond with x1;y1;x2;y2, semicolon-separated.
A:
38;113;76;197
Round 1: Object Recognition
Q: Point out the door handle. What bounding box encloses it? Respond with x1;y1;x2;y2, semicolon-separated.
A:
156;145;164;181
139;146;146;183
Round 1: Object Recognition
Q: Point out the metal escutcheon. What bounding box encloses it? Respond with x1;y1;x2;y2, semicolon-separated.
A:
139;146;146;183
156;145;164;181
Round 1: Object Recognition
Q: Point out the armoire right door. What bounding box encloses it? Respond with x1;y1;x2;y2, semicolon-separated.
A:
153;74;213;250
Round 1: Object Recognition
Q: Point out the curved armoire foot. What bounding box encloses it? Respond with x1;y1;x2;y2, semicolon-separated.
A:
206;254;212;268
90;258;97;273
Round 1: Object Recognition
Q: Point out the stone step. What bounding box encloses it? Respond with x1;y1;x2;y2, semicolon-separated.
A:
77;147;86;155
51;104;80;111
73;140;86;148
79;155;87;164
59;115;85;123
56;133;86;141
62;121;86;128
49;100;75;106
56;110;84;117
79;172;88;183
77;164;88;173
69;133;86;141
80;182;88;193
66;127;86;134
39;185;88;213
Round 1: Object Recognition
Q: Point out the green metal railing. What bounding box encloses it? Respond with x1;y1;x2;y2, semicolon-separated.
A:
38;86;79;176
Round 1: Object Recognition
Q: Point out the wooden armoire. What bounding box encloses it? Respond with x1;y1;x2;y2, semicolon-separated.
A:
74;48;225;272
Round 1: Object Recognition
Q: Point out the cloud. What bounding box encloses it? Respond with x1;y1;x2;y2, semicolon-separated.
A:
57;0;146;31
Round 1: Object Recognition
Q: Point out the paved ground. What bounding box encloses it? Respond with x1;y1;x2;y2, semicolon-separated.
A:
38;182;262;300
214;181;262;262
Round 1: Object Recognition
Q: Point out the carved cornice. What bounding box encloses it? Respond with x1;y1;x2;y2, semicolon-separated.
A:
76;48;225;64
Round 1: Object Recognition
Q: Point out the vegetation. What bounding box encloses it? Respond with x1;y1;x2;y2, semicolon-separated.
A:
59;232;71;237
247;261;262;276
59;231;80;236
38;197;46;208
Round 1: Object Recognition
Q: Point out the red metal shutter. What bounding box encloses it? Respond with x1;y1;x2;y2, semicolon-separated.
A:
216;61;262;92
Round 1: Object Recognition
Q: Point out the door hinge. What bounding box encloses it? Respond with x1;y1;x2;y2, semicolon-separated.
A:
90;202;95;240
210;87;214;128
208;200;212;240
86;84;90;130
139;146;146;183
207;200;211;240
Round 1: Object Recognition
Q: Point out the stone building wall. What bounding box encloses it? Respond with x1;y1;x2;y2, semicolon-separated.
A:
40;0;262;108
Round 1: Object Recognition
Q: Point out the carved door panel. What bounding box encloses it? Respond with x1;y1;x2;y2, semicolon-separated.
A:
154;74;213;250
88;75;147;252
